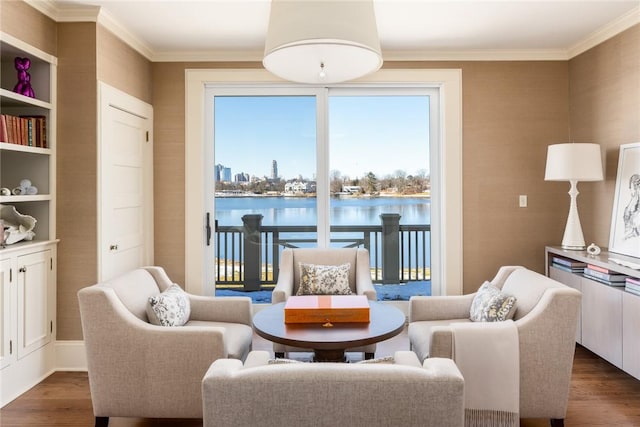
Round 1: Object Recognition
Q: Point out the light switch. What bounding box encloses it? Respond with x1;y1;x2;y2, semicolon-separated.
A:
519;195;527;208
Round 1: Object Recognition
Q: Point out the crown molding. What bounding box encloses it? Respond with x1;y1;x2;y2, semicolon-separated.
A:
96;8;154;60
381;49;570;62
25;0;640;63
568;6;640;59
151;50;265;63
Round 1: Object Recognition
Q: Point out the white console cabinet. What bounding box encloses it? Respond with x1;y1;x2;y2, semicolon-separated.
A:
1;243;57;406
546;246;640;380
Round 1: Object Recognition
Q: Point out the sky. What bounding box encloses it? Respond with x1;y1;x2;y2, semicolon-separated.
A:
213;94;430;181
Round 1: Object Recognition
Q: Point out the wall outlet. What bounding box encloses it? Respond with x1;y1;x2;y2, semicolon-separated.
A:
519;195;527;208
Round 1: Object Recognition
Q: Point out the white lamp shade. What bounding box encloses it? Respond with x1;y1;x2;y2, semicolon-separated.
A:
544;143;604;182
263;0;383;84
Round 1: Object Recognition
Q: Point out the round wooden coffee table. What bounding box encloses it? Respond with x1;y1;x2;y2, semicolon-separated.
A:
252;301;405;362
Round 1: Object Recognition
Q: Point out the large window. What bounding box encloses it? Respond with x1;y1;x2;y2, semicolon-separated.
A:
186;69;462;297
205;86;436;295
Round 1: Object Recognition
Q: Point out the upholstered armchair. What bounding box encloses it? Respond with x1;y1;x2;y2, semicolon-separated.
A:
77;266;253;427
408;266;581;427
271;247;377;358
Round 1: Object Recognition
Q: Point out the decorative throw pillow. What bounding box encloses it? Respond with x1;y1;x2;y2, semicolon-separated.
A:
469;281;517;322
296;262;352;296
147;284;191;326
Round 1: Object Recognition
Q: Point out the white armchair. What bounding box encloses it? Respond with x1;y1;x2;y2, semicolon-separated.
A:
408;266;581;427
78;266;253;427
271;247;377;358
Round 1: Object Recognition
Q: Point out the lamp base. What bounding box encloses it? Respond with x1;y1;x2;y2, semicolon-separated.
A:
561;244;586;251
560;180;586;251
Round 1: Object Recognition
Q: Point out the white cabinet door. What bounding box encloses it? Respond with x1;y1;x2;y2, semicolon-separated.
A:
17;250;52;359
581;277;623;368
549;266;583;344
0;258;14;369
623;292;640;380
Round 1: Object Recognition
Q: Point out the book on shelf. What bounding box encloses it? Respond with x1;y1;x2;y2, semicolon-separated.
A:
625;283;640;297
552;256;586;269
583;273;626;287
551;263;584;273
626;276;640;286
583;267;627;283
0;114;47;147
586;264;615;274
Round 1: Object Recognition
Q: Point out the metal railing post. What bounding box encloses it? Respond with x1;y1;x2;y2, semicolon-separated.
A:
242;214;263;291
380;213;401;284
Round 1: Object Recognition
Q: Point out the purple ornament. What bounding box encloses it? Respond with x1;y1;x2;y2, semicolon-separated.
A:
13;57;35;98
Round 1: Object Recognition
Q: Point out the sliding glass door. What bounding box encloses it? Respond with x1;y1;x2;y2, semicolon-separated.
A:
205;85;437;295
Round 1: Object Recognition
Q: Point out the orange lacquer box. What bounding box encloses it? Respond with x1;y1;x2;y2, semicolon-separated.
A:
284;295;370;324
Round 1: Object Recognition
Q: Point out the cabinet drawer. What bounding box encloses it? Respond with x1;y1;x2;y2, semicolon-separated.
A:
549;266;582;343
580;277;623;368
623;292;640;380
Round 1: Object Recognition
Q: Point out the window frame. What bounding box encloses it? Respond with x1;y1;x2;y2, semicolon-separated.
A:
185;69;462;297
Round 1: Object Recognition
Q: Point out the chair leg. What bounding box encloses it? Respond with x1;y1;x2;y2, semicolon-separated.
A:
95;416;109;427
365;352;375;360
275;352;285;358
550;418;564;427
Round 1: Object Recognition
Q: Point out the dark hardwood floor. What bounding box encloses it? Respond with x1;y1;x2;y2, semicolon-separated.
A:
2;330;640;426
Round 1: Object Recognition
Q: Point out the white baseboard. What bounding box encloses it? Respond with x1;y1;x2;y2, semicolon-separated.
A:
55;340;87;371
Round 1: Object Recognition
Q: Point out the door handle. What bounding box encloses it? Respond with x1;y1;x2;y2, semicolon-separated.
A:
206;212;212;246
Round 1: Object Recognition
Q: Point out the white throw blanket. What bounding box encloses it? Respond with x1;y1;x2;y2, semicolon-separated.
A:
451;320;519;427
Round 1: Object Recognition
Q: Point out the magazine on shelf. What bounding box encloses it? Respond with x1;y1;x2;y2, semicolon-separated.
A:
551;263;584;273
583;267;627;283
552;256;587;269
584;273;626;287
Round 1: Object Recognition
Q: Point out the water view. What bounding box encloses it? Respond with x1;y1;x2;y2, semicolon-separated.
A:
215;196;431;270
215;196;431;227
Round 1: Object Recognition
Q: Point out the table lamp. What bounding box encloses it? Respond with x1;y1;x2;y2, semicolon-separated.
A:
545;143;603;250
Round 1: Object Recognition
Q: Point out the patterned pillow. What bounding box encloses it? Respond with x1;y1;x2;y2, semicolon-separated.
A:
147;284;191;326
296;262;352;296
469;281;517;322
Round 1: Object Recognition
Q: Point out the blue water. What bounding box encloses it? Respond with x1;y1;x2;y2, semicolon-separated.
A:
215;196;431;268
215;196;431;226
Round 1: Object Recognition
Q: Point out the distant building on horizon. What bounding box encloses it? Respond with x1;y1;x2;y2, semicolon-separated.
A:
235;172;250;183
271;160;278;180
222;167;231;182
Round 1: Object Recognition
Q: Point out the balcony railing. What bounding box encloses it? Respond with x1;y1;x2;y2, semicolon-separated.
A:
215;214;431;291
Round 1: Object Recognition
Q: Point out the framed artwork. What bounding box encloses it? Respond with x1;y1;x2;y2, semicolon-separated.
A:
609;142;640;259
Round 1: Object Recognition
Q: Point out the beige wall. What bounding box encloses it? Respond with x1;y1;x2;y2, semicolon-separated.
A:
569;24;640;249
0;0;57;56
56;23;153;340
56;23;98;340
97;24;152;104
152;61;570;294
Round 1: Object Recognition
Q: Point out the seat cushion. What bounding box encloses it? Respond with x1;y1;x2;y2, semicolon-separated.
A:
185;321;253;361
408;318;469;361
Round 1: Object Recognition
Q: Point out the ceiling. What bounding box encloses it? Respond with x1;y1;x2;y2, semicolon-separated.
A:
37;0;640;62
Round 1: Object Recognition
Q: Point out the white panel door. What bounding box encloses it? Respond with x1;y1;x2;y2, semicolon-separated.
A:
99;83;153;282
17;250;51;359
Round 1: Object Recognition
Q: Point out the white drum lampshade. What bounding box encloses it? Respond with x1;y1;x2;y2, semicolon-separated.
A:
545;143;604;250
263;0;383;84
